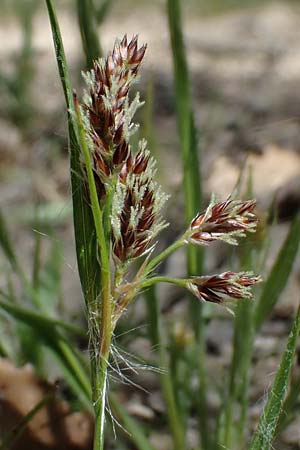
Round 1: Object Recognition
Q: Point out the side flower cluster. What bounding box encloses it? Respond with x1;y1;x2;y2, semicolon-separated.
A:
181;197;261;303
186;197;257;246
187;272;261;304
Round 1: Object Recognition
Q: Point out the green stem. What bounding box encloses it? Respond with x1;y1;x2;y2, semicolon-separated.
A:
93;355;109;450
145;286;185;450
74;95;112;450
113;276;187;326
167;0;209;448
0;295;85;336
57;338;91;399
222;242;255;448
109;392;155;450
74;97;108;262
140;276;187;289
76;0;102;68
143;238;185;276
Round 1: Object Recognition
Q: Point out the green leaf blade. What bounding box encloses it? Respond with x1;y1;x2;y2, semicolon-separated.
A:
45;0;100;305
0;209;18;270
254;217;300;331
249;306;300;450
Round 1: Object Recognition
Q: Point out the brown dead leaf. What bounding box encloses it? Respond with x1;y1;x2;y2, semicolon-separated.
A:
0;359;93;450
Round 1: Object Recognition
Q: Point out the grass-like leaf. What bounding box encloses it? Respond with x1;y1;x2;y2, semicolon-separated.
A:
76;0;102;67
275;361;300;435
220;250;255;447
167;1;208;448
249;306;300;450
110;393;155;450
45;0;100;307
254;217;300;331
0;294;85;336
0;292;91;408
145;286;186;450
0;209;18;270
94;0;112;24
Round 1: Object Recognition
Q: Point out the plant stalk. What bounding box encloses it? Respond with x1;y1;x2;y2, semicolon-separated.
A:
74;95;112;450
145;286;185;450
167;0;209;447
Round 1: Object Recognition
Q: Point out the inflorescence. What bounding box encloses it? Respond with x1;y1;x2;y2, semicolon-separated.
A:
78;34;261;317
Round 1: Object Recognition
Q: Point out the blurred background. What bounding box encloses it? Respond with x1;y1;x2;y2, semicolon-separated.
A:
0;1;300;449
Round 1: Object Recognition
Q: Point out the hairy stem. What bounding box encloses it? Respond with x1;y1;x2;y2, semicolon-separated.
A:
74;96;112;450
93;355;109;450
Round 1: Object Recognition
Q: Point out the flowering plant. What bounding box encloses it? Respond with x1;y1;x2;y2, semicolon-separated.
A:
71;35;261;449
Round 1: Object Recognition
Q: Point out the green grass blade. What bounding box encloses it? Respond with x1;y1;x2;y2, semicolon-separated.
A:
110;393;155;450
167;0;202;224
45;0;100;305
249;306;300;450
94;0;112;24
52;337;91;406
76;0;102;67
254;217;300;331
275;363;300;435
35;238;62;315
167;1;209;448
0;293;91;407
145;286;185;450
0;294;85;336
142;77;186;449
32;230;42;288
219;176;257;447
0;340;8;357
0;209;18;270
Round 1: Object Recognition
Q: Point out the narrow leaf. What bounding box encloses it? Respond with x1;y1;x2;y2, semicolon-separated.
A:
0;209;18;269
167;1;208;448
76;0;102;67
249;307;300;450
110;393;155;450
45;0;100;306
0;294;91;408
276;365;300;434
254;217;300;331
0;295;85;336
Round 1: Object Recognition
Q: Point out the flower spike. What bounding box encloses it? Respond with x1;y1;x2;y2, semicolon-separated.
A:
187;272;262;304
81;35;147;196
186;197;258;246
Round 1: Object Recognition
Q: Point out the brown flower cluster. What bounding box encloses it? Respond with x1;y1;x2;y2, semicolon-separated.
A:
81;35;168;264
187;272;261;304
187;198;257;246
111;141;168;262
82;35;146;198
